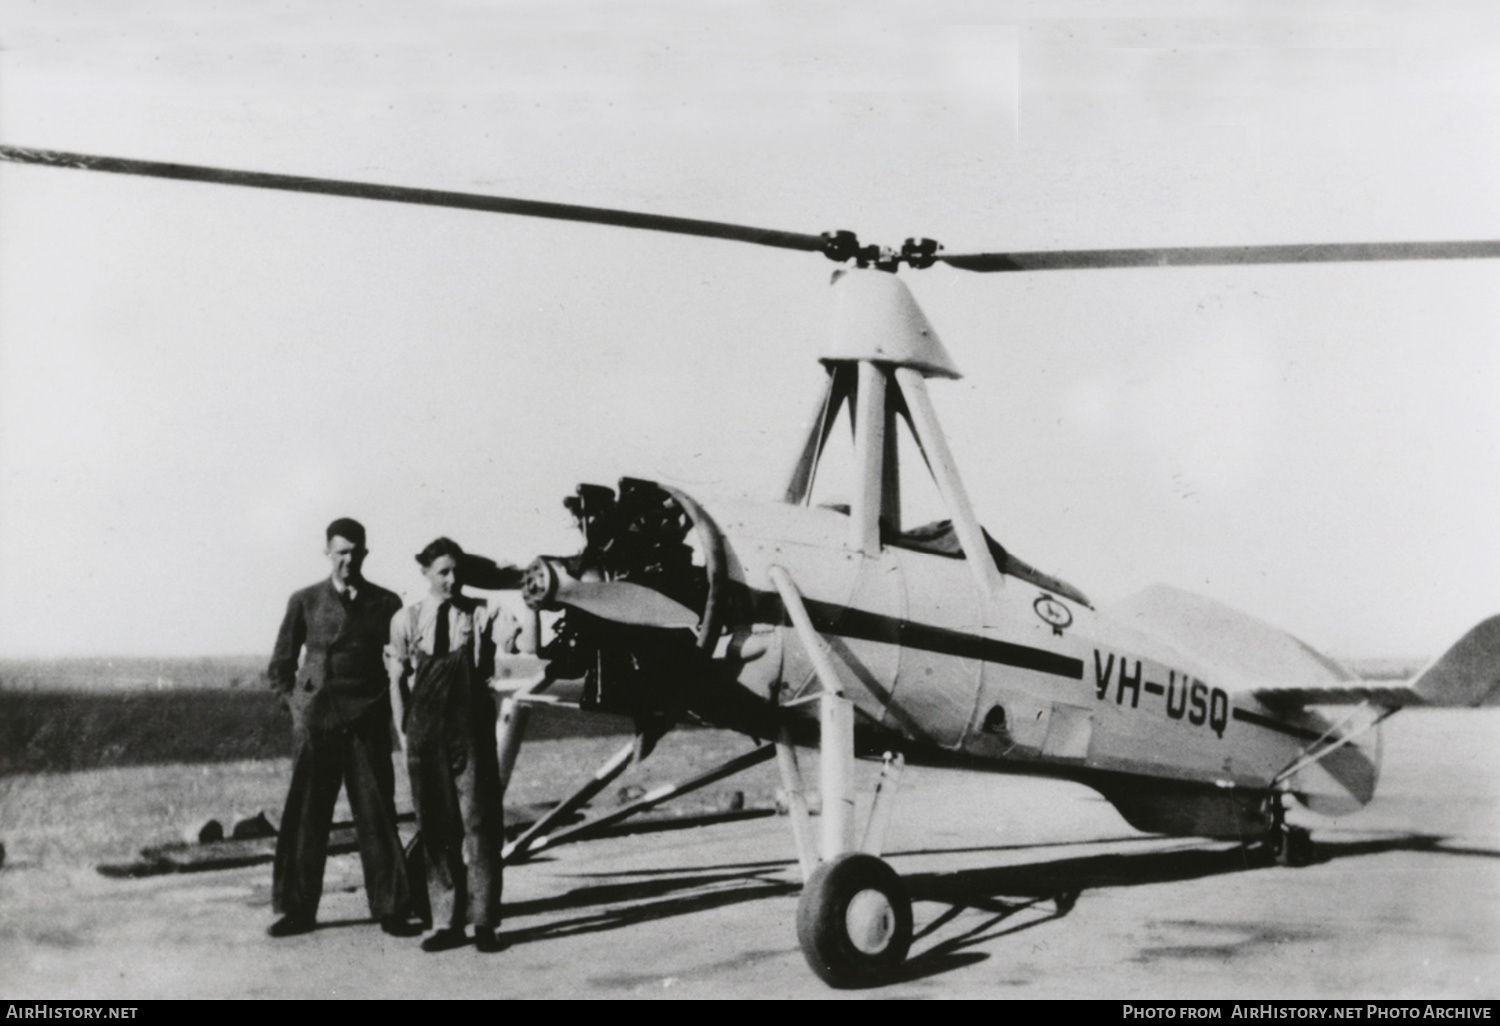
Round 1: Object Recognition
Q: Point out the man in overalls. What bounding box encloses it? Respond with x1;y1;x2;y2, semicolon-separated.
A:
386;537;513;953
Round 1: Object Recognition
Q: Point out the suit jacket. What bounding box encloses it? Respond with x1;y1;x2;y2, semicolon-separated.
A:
269;578;405;730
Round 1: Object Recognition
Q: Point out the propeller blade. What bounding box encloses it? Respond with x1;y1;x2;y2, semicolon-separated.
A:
940;239;1500;272
553;579;699;629
0;145;830;256
459;554;527;591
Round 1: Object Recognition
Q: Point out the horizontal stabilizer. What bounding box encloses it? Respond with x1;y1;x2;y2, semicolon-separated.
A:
1254;616;1500;710
1251;683;1425;711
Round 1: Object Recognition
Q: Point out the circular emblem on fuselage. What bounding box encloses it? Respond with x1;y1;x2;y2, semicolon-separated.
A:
1033;594;1072;635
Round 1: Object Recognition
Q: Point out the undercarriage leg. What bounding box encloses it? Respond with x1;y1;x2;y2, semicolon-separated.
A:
774;730;818;882
769;564;915;986
502;738;637;863
800;686;911;987
529;742;776;854
819;692;857;860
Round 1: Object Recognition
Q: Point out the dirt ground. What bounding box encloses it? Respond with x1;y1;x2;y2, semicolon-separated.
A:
1;711;1497;999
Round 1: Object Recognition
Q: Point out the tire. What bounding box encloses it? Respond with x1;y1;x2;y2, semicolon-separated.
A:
1270;824;1315;868
1285;826;1316;867
796;853;913;988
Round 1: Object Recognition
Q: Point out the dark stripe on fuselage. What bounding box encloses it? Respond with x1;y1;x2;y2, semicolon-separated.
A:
1231;706;1324;741
742;587;1084;680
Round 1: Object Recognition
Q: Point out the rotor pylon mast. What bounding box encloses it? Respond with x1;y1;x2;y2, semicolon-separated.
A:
783;268;1004;612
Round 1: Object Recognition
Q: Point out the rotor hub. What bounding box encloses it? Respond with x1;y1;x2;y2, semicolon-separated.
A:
819;231;943;272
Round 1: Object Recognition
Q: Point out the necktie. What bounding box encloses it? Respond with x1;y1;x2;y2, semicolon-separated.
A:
433;601;451;656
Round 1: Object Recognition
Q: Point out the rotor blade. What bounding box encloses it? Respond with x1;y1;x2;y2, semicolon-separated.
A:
553;579;699;629
940;240;1500;272
0;145;830;256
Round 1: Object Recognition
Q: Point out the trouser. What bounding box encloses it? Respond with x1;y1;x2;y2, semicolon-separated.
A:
273;702;411;921
407;651;504;930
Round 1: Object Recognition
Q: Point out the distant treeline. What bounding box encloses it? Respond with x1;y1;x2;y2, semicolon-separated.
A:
1340;656;1428;681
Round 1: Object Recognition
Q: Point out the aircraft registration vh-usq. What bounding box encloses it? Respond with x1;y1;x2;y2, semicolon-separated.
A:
4;144;1499;989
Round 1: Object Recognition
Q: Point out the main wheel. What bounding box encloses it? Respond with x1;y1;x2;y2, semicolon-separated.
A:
796;853;913;988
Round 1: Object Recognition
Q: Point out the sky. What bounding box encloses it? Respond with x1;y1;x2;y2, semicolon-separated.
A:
0;0;1497;660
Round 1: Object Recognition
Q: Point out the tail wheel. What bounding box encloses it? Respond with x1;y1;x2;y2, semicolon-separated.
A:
1270;824;1316;867
796;853;913;988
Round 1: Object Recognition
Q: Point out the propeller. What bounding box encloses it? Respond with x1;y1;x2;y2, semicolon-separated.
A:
522;557;698;630
458;553;527;591
4;143;1499;273
554;581;700;629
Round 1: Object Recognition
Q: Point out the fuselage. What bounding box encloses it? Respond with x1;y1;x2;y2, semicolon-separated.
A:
694;494;1376;839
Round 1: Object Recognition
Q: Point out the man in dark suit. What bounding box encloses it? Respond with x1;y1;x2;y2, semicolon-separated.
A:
266;517;419;938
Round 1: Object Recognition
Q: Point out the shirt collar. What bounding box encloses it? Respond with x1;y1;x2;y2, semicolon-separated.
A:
421;593;475;615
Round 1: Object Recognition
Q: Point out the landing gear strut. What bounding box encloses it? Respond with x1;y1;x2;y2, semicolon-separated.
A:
770;565;914;988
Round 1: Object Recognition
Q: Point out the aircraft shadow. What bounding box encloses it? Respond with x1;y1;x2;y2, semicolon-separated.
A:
497;868;798;950
557;832;1162;880
485;830;1489;982
888;832;1478;984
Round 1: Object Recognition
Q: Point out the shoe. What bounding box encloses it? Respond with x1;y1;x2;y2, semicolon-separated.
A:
474;926;505;953
267;915;315;938
420;927;469;953
380;915;424;938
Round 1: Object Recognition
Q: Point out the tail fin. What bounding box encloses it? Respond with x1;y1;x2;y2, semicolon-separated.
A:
1411;615;1500;707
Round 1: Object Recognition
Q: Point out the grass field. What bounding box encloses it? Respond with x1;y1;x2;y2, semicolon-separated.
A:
0;656;288;775
0;686;653;776
0;652;646;776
